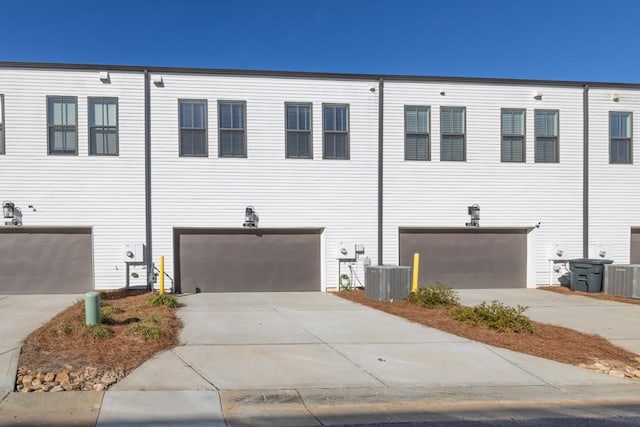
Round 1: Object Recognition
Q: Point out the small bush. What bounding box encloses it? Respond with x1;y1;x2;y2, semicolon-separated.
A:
407;282;459;308
148;294;179;309
51;322;75;337
101;304;124;316
451;300;535;334
86;324;112;340
144;314;160;324
128;323;164;339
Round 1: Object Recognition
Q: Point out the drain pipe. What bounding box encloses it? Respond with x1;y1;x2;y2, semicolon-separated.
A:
377;77;384;265
583;85;589;258
144;70;154;291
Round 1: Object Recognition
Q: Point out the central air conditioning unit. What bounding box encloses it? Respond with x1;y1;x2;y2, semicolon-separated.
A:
604;265;640;299
365;265;411;301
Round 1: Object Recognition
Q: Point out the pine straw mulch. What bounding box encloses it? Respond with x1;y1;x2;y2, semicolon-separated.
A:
18;289;183;374
336;289;639;368
539;285;640;305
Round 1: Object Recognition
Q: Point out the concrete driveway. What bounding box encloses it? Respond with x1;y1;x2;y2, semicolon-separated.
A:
0;294;80;394
457;288;640;354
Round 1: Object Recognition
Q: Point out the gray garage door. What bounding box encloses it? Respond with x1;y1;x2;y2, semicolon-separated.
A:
0;228;93;294
175;228;321;293
399;228;528;289
630;229;640;264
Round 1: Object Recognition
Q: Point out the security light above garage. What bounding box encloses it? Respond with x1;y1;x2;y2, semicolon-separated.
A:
465;204;480;227
3;201;14;219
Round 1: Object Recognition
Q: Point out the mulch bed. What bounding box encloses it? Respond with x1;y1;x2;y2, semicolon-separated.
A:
336;289;639;367
540;285;640;305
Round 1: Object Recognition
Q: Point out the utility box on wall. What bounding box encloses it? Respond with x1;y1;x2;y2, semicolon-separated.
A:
123;243;146;263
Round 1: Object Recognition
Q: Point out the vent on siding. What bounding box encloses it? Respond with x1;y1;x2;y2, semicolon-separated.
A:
365;265;412;301
604;265;640;299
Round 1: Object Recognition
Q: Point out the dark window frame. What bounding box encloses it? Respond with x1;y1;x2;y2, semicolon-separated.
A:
218;100;247;158
47;95;78;155
179;99;208;157
0;94;4;155
404;105;430;161
285;102;313;159
534;109;560;163
322;103;350;160
440;106;466;161
609;111;633;164
88;97;119;156
501;108;526;163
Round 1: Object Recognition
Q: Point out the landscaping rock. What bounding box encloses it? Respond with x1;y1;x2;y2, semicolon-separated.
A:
93;383;105;391
44;372;55;382
609;370;626;378
21;375;33;386
100;373;117;387
55;372;69;383
50;385;64;392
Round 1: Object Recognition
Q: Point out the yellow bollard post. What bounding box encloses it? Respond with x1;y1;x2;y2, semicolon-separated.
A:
159;256;165;295
412;253;420;293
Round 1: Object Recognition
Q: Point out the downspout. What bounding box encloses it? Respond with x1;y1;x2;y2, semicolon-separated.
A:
378;77;384;265
144;70;153;290
583;85;589;258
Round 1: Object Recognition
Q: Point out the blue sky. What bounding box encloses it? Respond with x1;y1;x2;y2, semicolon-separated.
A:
1;0;638;82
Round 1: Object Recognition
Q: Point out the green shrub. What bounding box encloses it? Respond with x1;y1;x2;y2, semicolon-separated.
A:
101;304;124;316
148;294;179;309
51;322;75;337
144;314;160;324
451;300;535;333
128;323;164;339
407;282;459;308
86;324;112;340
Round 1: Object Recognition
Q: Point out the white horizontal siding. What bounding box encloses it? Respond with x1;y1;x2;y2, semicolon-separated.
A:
0;68;146;289
383;81;585;286
589;88;640;263
149;73;379;290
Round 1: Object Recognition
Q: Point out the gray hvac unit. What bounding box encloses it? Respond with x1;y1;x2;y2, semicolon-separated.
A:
604;264;640;299
365;265;412;301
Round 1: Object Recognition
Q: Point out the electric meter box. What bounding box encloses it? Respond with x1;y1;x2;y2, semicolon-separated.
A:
335;241;356;260
123;243;146;263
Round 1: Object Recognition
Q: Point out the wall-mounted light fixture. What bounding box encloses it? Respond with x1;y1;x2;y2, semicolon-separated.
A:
439;90;446;96
243;206;259;228
611;92;620;102
3;201;22;226
533;91;543;101
465;204;480;227
99;71;110;83
152;75;164;87
369;86;376;93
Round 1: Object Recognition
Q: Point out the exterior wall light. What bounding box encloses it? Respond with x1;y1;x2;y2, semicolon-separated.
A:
465;204;480;227
533;91;543;100
3;201;22;226
99;71;110;83
243;206;259;228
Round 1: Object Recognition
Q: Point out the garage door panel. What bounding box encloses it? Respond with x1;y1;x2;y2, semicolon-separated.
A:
0;229;93;294
178;230;320;293
630;229;640;264
399;229;527;289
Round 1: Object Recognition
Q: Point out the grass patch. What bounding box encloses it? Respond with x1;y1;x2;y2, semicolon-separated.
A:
128;323;164;339
148;294;179;309
407;282;459;308
51;322;76;337
101;304;125;316
85;324;112;340
451;300;534;334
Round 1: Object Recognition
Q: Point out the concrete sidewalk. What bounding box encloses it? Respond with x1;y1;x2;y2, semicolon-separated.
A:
2;290;640;425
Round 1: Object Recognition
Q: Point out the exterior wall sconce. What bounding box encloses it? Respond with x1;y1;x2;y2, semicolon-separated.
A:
439;90;446;96
465;204;480;227
612;93;620;102
533;91;543;100
243;206;259;228
99;71;110;83
3;201;22;226
152;75;164;87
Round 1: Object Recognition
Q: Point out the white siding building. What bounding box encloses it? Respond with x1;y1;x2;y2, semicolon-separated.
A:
0;62;638;293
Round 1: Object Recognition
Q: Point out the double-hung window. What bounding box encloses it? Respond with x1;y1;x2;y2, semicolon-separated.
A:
286;102;312;158
0;95;4;154
405;106;430;160
179;100;207;157
219;101;246;157
501;109;525;162
440;107;465;161
534;110;559;163
47;96;77;155
610;112;632;164
323;104;349;159
89;97;118;155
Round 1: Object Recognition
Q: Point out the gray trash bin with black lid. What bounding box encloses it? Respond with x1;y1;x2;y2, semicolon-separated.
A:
568;259;613;293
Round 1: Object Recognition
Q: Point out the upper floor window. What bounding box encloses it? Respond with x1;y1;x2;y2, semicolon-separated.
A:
286;102;312;159
440;107;465;161
179;99;207;157
89;97;118;155
219;101;246;158
405;106;430;160
501;109;525;162
610;112;632;164
534;110;559;163
47;96;77;155
323;104;349;159
0;95;4;155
